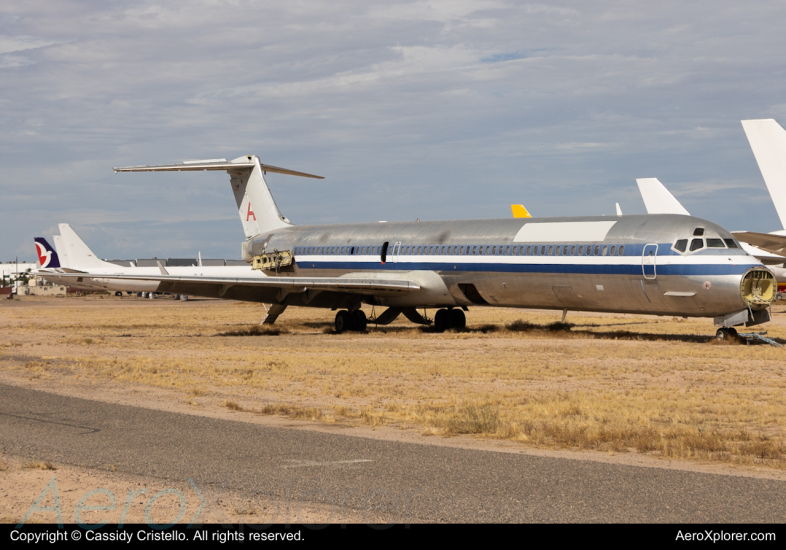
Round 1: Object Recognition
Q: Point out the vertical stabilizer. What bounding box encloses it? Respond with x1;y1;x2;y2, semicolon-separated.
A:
741;119;786;229
34;238;61;269
227;155;293;238
615;203;623;216
58;224;118;270
53;235;70;269
636;178;691;215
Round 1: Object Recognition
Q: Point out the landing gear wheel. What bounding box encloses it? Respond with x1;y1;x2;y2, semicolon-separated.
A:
353;310;367;332
115;291;122;297
434;309;449;333
716;327;737;341
448;308;466;329
335;310;352;333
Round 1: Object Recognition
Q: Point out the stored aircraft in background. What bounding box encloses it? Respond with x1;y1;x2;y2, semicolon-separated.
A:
48;155;776;337
35;224;275;308
635;118;786;294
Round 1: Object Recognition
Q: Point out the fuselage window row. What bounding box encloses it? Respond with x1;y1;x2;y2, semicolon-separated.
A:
293;244;627;257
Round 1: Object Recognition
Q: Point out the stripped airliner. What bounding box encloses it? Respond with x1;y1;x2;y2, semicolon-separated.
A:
53;156;776;336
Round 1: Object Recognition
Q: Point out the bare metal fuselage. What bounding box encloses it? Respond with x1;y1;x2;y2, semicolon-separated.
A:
210;214;772;319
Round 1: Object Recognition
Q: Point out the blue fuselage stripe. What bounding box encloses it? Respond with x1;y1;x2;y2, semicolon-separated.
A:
296;260;753;277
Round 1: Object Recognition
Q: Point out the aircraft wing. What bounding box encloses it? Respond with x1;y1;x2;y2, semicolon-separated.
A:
48;272;420;296
732;231;786;258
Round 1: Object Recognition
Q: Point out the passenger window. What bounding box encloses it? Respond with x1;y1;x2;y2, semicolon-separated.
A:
707;238;725;248
562;246;568;256
555;246;561;256
546;246;552;255
601;246;607;255
482;246;488;255
618;246;624;255
690;238;704;251
538;246;544;255
723;239;738;248
526;245;531;255
492;246;496;255
609;245;616;255
578;246;583;255
594;245;600;255
586;246;592;256
505;245;510;255
693;228;704;236
459;246;464;255
518;246;524;255
570;245;576;255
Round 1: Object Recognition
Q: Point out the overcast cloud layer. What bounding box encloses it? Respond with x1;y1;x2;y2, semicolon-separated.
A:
2;1;786;261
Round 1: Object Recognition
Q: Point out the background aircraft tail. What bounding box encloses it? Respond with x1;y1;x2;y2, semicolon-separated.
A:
636;178;690;215
741;119;786;230
58;224;118;270
34;237;61;269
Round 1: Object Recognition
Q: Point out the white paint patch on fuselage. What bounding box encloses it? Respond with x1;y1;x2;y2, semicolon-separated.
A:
513;221;618;243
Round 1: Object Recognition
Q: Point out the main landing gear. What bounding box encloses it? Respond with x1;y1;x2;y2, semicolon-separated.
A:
715;327;738;341
334;310;368;333
433;308;466;333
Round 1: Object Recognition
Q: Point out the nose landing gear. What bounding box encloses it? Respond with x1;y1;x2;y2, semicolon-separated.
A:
334;309;368;333
715;327;738;341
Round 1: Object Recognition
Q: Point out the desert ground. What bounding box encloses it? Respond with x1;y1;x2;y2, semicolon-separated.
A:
2;294;785;522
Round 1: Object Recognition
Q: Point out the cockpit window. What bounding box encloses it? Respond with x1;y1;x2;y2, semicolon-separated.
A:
724;239;739;249
706;238;725;248
689;238;704;251
693;228;704;236
674;239;688;253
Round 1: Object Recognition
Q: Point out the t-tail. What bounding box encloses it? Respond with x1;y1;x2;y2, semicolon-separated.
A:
34;238;61;269
113;155;324;261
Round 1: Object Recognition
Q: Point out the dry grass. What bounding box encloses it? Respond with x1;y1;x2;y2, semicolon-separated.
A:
23;461;56;470
3;296;786;469
217;326;289;337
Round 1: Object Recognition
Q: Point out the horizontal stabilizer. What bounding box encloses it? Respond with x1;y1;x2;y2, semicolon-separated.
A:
636;178;690;215
114;157;324;179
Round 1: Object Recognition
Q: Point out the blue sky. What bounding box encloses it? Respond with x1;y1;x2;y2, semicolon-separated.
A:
2;1;786;261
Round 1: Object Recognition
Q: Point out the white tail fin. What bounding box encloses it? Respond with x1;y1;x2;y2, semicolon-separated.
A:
615;203;623;216
741;119;786;229
636;178;691;215
114;155;324;240
53;235;70;268
58;224;118;270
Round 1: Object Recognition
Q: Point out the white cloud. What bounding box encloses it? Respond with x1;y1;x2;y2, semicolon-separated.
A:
1;0;786;259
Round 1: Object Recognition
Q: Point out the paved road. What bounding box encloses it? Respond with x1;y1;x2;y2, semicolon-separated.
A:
0;384;783;522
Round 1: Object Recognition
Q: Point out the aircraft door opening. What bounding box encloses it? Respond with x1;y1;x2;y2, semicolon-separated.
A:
381;241;389;264
642;244;658;279
391;241;401;264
